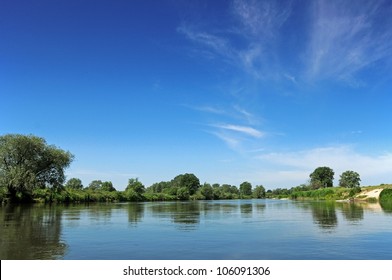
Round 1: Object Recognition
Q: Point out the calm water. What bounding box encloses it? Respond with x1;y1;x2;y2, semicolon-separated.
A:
1;199;392;260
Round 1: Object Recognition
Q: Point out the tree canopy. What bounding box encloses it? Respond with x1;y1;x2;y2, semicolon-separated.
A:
239;181;252;197
0;134;73;201
309;166;334;189
65;178;83;190
339;170;361;188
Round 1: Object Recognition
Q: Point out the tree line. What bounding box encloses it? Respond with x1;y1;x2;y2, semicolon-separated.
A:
0;134;363;203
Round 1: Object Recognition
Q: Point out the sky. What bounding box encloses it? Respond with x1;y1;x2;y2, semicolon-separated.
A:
1;0;392;190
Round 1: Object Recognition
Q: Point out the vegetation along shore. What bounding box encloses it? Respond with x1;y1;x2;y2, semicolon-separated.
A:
1;134;392;206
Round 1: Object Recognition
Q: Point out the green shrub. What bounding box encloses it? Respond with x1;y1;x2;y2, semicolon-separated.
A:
379;188;392;212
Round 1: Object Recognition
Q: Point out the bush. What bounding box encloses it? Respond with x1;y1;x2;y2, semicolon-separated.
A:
379;189;392;212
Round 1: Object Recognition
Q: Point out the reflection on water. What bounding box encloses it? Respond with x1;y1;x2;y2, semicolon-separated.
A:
0;204;67;259
1;199;392;259
310;201;338;229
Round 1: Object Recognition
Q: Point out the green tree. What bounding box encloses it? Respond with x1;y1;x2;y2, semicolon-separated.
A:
101;181;116;192
253;185;266;198
171;173;200;195
126;178;145;194
339;170;361;188
200;183;214;200
65;178;83;190
87;180;103;190
239;181;252;197
0;134;73;202
310;166;334;189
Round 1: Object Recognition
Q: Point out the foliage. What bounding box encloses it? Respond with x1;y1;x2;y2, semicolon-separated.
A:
252;185;266;198
199;183;214;200
87;180;103;190
348;186;362;197
309;166;334;189
65;178;83;190
339;170;361;188
0;134;73;202
379;188;392;212
125;178;145;201
101;181;116;192
239;181;252;197
171;173;200;196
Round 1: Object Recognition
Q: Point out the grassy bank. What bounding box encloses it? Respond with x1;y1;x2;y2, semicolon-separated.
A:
268;184;392;201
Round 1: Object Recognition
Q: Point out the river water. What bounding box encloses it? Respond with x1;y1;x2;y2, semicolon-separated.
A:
1;199;392;259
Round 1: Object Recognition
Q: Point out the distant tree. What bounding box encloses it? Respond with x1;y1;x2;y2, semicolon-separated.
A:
171;173;200;195
101;181;116;192
200;183;214;200
240;181;252;197
0;134;73;201
125;178;145;201
253;185;266;198
87;180;103;190
176;187;190;200
147;181;170;193
65;178;83;190
339;170;361;188
310;167;334;189
126;178;145;194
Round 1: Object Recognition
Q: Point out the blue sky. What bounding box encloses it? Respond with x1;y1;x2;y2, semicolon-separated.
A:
1;0;392;190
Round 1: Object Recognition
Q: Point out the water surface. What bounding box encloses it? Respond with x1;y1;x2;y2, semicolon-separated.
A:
1;200;392;259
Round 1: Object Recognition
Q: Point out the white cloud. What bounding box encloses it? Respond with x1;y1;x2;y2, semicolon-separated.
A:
258;145;392;186
213;123;264;138
232;0;291;37
178;0;292;79
306;0;392;83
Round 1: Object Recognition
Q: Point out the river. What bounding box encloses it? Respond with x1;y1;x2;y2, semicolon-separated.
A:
1;199;392;259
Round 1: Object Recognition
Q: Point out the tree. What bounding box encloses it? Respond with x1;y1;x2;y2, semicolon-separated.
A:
87;180;103;190
126;178;145;194
125;178;145;201
200;183;214;200
339;170;361;188
101;181;116;192
309;166;334;189
253;185;266;198
239;181;252;197
171;173;200;195
0;134;73;201
65;178;83;190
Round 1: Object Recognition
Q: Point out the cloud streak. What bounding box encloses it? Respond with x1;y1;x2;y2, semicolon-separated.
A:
258;145;392;185
213;123;264;138
306;0;392;83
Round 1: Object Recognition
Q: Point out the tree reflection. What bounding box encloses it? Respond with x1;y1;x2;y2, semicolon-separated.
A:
240;203;253;218
380;200;392;214
338;202;364;222
150;202;200;230
309;202;338;230
127;203;144;224
0;204;67;259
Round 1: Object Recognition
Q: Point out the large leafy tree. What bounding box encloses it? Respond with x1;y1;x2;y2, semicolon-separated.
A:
171;173;200;195
253;185;266;198
239;181;252;197
0;134;73;201
65;178;83;190
339;170;361;188
125;178;145;201
101;181;116;192
309;166;334;189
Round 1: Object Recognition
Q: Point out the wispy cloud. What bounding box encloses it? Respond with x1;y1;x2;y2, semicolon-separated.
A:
232;0;291;38
306;0;392;83
194;105;226;115
258;145;392;185
213;123;264;138
178;0;292;79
